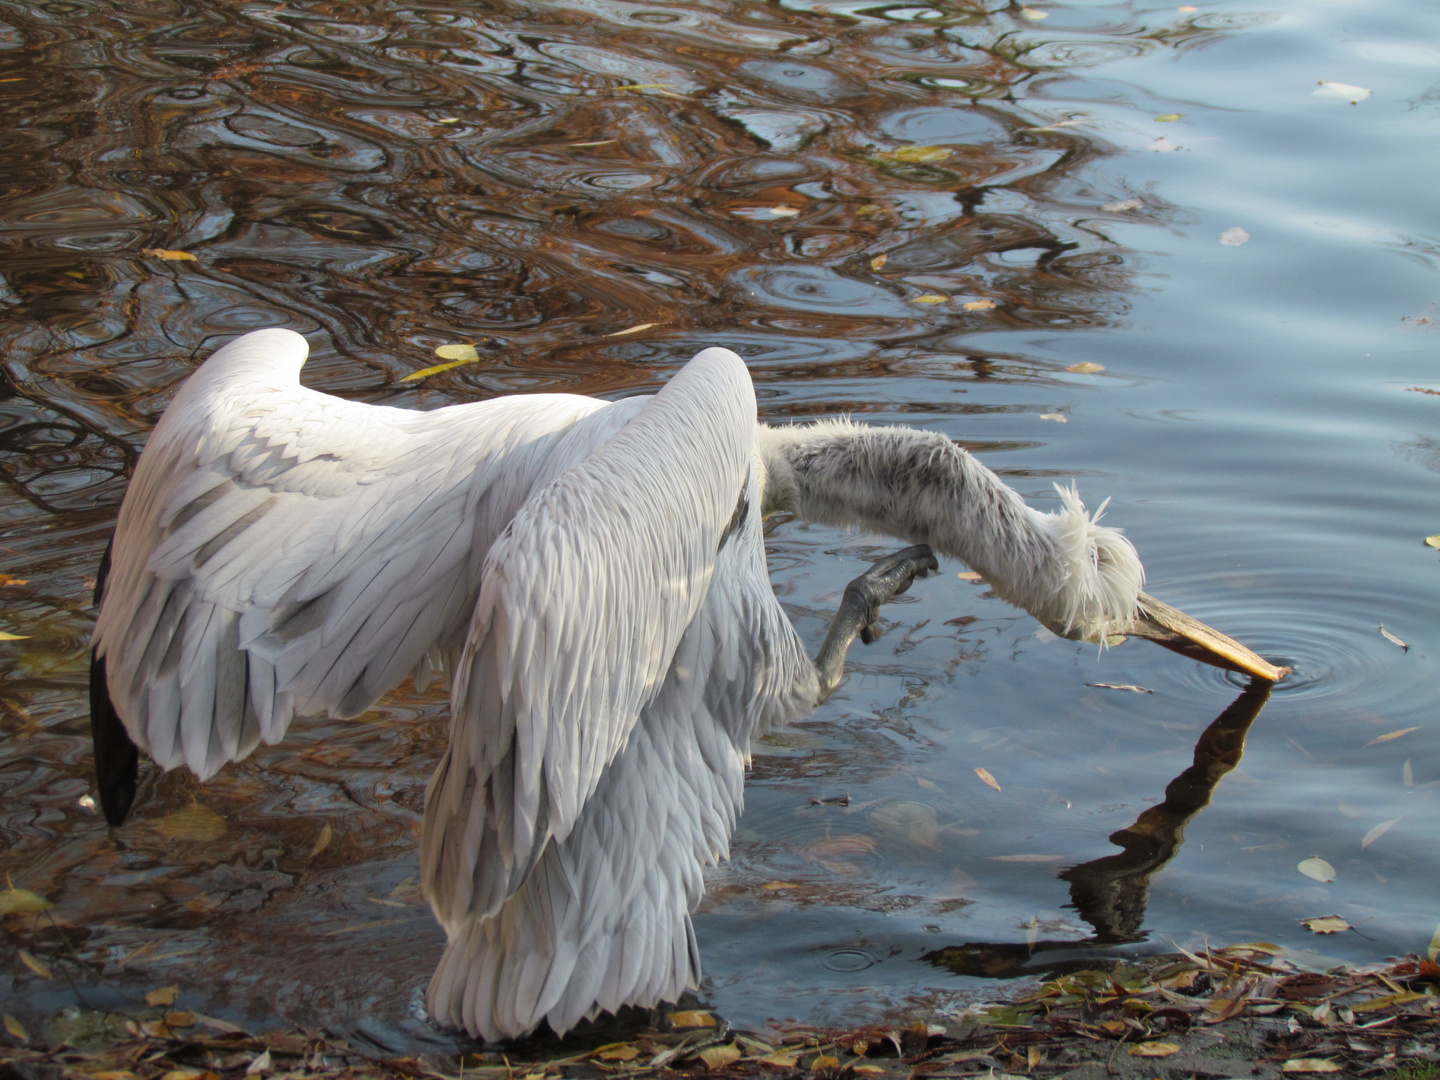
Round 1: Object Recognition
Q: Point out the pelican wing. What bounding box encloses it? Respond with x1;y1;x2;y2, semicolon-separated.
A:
422;348;767;929
93;328;607;779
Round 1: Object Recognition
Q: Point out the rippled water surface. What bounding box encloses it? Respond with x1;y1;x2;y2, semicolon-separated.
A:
3;0;1439;1049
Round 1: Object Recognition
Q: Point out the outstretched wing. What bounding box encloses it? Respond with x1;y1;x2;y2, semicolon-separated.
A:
421;347;778;931
93;328;608;781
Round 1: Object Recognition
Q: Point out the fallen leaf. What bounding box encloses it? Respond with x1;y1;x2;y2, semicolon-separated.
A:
0;631;29;641
142;248;198;261
1086;682;1153;693
0;575;27;586
400;357;478;382
963;299;997;311
0;887;53;914
1314;80;1371;104
911;294;948;304
1129;1042;1180;1057
870;254;887;271
154;805;226;842
697;1044;741;1070
164;1010;197;1028
18;949;51;978
435;343;480;362
309;822;333;859
1298;857;1336;882
1361;816;1402;848
1038;413;1068;423
1179;5;1197;10
760;1052;800;1068
1428;919;1440;962
1066;361;1105;373
810;1056;841;1073
596;1044;640;1061
3;1014;26;1042
762;881;801;890
1301;916;1351;934
885;145;952;164
1426;535;1440;549
146;986;180;1007
669;1010;716;1028
1154;113;1184;122
1019;7;1048;19
1221;227;1250;246
974;767;1001;791
1378;624;1408;650
1103;198;1143;212
605;323;657;337
1367;727;1419;746
957;571;983;581
1283;1059;1344;1073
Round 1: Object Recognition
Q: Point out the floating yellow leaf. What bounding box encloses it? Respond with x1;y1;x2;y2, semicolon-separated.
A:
768;206;800;218
146;985;180;1007
1301;915;1351;934
401;358;477;382
1154;113;1184;122
1066;361;1105;373
309;822;333;859
697;1044;741;1070
0;887;53;914
974;767;1001;791
669;1010;716;1028
142;248;198;261
1361;816;1401;848
1019;7;1048;19
155;805;226;842
1039;413;1068;423
957;571;983;581
3;1014;26;1042
435;343;480;362
1129;1042;1180;1057
886;145;952;164
870;254;887;271
1424;535;1440;549
1428;919;1440;961
1298;857;1336;882
762;881;801;890
164;1010;197;1028
1283;1059;1344;1073
0;574;27;586
1314;80;1370;104
911;294;948;304
963;299;996;311
18;949;51;979
1365;726;1417;746
810;1056;841;1073
0;631;29;641
605;323;657;337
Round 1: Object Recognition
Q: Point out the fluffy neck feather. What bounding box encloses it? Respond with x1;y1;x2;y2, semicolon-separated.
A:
758;419;1143;638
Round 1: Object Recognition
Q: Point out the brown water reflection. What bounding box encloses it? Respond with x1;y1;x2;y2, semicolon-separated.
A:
2;0;1387;1048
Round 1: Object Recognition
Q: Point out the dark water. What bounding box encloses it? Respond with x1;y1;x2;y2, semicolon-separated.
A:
2;0;1438;1048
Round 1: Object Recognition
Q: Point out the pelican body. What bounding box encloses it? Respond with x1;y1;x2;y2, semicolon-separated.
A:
90;329;1277;1041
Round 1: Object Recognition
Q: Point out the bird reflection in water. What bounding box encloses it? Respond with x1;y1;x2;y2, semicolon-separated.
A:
924;678;1272;980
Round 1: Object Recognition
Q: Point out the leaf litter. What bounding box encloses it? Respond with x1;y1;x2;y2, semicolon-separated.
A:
6;945;1438;1080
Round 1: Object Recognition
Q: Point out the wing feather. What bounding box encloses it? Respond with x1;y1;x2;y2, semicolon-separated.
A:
94;328;610;778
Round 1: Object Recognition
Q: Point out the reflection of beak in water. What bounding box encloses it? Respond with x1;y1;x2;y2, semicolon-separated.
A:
923;678;1272;981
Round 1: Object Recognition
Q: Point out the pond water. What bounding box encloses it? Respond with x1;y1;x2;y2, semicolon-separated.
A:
2;0;1438;1052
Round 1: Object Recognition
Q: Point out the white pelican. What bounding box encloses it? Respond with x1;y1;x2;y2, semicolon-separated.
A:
89;328;1281;1041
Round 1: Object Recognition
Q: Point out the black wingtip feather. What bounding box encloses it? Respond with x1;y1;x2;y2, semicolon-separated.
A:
91;536;139;827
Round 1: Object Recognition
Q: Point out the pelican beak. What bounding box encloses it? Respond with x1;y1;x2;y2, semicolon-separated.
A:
1125;592;1290;682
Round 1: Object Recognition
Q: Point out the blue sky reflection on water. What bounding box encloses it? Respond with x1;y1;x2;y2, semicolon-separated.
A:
0;0;1437;1044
